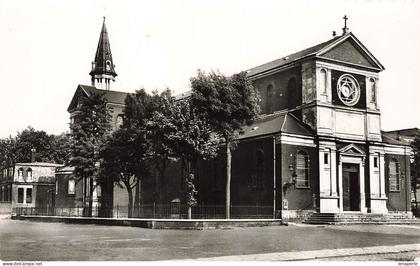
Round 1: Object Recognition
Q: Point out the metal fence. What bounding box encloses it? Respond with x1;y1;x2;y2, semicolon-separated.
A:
14;204;274;219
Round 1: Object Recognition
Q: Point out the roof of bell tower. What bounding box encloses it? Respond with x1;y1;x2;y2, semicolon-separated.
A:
89;17;117;78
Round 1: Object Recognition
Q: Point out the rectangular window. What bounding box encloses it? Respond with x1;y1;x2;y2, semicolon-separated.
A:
389;160;400;192
296;153;310;188
18;188;24;203
374;157;378;168
26;188;32;204
68;179;75;195
324;153;329;164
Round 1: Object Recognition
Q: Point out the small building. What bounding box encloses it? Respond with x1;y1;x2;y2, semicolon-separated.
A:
1;162;62;214
0;166;13;214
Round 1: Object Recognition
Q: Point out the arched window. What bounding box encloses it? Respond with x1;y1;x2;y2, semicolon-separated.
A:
319;69;327;94
368;78;376;103
265;85;275;114
389;159;400;191
18;168;24;178
68;179;75;195
296;151;309;188
116;115;124;129
27;168;32;178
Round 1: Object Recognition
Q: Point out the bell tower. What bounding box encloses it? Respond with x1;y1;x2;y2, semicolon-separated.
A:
89;17;117;90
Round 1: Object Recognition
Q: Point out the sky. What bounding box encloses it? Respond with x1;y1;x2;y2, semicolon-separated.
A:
0;0;419;138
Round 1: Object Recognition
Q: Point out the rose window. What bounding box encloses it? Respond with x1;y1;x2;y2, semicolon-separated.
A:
337;74;360;106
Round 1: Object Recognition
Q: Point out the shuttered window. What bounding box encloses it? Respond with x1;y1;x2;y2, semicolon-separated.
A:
389;159;400;192
296;152;309;188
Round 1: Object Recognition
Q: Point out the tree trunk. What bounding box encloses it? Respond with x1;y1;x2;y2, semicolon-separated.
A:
127;188;133;218
158;166;166;204
225;142;231;219
414;178;418;215
134;180;140;217
88;177;94;217
188;206;192;219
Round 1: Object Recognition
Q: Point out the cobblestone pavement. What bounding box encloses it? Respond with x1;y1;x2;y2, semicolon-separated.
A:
1;218;419;261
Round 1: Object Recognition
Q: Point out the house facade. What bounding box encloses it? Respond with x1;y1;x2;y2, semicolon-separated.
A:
1;162;62;214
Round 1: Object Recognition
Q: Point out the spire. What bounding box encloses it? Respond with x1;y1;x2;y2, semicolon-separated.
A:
90;17;117;90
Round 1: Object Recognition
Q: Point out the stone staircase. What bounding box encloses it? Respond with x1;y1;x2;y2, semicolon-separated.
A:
303;212;420;225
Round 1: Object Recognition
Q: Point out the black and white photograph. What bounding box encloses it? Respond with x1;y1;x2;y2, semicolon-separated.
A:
0;0;420;263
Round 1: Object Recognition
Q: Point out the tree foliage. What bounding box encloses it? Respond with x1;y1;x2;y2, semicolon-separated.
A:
190;70;260;141
190;70;260;218
0;127;71;168
100;89;156;217
69;92;111;217
69;92;111;181
168;98;218;208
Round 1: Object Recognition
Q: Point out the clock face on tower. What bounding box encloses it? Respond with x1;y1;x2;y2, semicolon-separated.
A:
337;74;361;106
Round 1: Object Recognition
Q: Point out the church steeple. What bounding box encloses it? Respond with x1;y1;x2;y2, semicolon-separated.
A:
90;17;117;90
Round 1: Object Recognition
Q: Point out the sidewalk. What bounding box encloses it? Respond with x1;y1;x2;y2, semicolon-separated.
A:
193;243;420;261
12;214;284;229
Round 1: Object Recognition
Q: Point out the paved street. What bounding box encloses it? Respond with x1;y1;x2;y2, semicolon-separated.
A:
0;218;419;261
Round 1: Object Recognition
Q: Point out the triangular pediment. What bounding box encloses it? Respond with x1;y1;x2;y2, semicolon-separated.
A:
67;85;90;112
339;143;365;155
317;33;384;70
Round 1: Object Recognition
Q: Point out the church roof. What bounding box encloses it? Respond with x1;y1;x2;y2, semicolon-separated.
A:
67;85;128;112
381;130;415;146
381;131;411;146
247;32;384;77
239;112;313;140
89;18;117;78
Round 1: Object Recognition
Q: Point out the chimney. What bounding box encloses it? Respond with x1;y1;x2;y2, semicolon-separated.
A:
31;148;36;162
332;31;337;37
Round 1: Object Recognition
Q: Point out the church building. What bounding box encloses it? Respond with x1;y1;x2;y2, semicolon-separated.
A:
65;17;413;220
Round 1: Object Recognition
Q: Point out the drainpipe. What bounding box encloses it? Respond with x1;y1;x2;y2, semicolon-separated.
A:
404;147;408;213
273;136;276;219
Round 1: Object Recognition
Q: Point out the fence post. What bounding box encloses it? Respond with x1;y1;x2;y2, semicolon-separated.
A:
153;202;156;219
117;205;119;219
256;202;259;217
201;201;204;219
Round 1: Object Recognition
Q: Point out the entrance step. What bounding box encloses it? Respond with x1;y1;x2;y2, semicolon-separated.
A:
303;212;420;225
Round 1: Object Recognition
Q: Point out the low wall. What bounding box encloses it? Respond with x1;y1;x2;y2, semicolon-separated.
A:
12;215;285;230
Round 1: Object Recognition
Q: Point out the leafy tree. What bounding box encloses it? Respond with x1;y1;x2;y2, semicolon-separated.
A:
0;137;15;169
411;133;420;215
0;127;71;168
100;89;157;217
190;70;259;219
69;92;111;217
169;99;218;218
49;132;72;165
100;128;149;217
11;127;53;163
145;89;181;203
